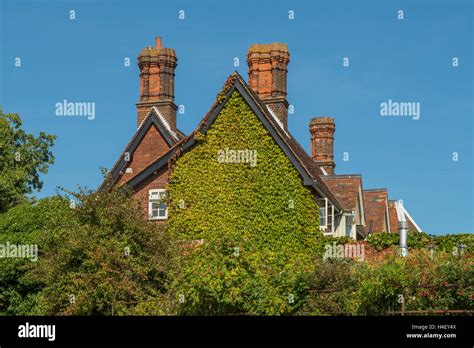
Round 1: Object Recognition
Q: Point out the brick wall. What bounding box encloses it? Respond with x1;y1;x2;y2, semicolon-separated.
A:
117;124;170;186
309;117;336;174
133;164;170;221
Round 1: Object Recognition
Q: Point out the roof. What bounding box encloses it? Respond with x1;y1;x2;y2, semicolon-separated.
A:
321;175;362;212
112;71;344;210
363;189;389;233
388;200;422;232
388;200;399;233
102;107;184;190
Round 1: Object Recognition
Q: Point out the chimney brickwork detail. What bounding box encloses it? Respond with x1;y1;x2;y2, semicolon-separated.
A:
136;37;178;129
309;117;336;174
247;43;290;129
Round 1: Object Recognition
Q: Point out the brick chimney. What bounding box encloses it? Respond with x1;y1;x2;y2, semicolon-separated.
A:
247;43;290;129
309;117;336;174
136;37;178;129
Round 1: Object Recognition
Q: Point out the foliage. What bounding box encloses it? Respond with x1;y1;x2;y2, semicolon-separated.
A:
366;232;399;251
174;236;312;315
0;111;56;212
434;234;473;254
367;231;473;254
298;250;473;316
408;232;432;249
26;186;178;315
403;251;473;312
0;197;70;315
167;91;323;314
297;259;362;315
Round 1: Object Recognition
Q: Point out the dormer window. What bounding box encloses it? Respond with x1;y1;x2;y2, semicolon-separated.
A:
149;189;168;220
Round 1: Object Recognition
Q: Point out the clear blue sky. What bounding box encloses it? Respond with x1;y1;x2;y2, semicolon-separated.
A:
1;0;472;234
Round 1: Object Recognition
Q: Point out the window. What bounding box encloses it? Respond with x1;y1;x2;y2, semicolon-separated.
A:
320;206;327;227
318;198;334;234
345;215;353;237
149;189;168;220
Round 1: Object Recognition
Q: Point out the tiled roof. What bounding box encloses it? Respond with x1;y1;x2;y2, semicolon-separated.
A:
321;175;362;212
363;189;389;234
388;200;399;233
388;200;422;232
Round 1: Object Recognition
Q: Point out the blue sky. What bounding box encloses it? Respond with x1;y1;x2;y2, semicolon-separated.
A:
1;0;472;234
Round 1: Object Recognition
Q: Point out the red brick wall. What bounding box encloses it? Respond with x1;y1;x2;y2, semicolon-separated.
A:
117;124;170;186
133;164;171;221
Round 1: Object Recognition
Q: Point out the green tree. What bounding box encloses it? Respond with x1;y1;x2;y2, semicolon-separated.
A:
0;197;71;315
27;186;178;315
0;110;56;212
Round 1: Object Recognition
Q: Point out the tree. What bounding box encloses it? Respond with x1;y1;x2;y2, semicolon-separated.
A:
27;186;178;315
0;110;56;212
0;197;71;315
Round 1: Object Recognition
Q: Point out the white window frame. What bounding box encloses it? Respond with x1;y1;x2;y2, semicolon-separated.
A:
148;189;168;220
320;198;328;230
319;198;335;235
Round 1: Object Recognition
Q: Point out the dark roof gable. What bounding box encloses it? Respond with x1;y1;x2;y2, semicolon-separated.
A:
102;108;181;190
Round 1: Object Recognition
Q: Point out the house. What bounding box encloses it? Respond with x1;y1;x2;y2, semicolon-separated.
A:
103;36;422;240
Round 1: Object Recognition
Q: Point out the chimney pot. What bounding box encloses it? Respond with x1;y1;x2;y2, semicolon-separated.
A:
136;36;178;130
155;37;162;49
247;43;290;129
309;117;336;174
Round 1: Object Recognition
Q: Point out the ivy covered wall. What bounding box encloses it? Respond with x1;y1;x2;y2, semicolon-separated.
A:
166;90;324;314
167;90;321;255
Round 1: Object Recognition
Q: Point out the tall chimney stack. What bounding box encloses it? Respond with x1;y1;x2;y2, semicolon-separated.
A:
247;43;290;129
136;37;178;129
309;117;336;174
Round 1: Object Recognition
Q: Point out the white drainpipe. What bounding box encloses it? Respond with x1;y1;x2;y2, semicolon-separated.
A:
395;200;408;257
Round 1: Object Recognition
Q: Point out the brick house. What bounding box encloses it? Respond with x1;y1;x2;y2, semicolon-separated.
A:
103;37;422;240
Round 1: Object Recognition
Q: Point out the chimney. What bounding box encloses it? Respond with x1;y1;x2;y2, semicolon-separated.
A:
136;36;178;129
247;43;290;129
309;117;336;174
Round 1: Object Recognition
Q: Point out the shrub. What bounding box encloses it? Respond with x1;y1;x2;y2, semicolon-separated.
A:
26;187;178;315
433;234;473;254
367;233;399;251
0;197;70;315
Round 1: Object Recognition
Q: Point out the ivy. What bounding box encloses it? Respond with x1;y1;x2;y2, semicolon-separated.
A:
367;231;473;253
167;91;323;314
